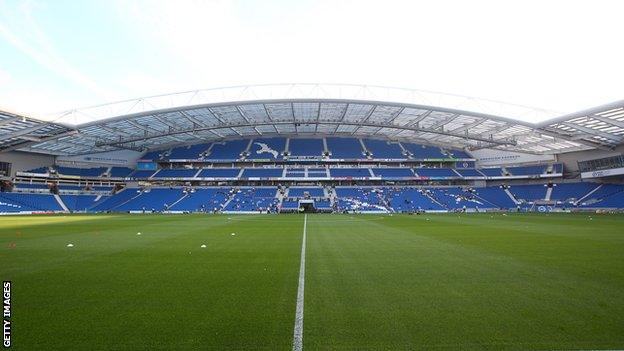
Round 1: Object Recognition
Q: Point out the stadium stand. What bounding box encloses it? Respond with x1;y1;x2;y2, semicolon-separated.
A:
402;143;447;159
414;168;459;178
242;168;283;178
329;168;372;178
168;143;211;160
169;188;230;212
371;168;414;178
225;187;279;212
55;166;106;177
288;187;325;197
0;192;63;212
114;188;186;212
109;167;134;178
326;137;364;159
247;138;285;160
207;140;249;160
363;139;405;159
152;169;198;178
197;168;240;178
288;138;324;157
507;184;547;202
61;194;107;212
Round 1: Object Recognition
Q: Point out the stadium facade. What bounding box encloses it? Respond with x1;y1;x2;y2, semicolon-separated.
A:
1;84;623;214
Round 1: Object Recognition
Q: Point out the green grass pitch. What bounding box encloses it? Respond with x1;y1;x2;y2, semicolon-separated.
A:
1;213;623;350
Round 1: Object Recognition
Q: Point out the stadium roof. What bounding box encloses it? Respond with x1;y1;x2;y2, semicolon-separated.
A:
1;84;623;156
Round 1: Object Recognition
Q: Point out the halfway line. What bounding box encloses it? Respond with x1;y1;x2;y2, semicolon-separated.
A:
292;213;307;351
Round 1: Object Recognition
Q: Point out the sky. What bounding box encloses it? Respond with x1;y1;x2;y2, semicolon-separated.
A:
0;0;622;122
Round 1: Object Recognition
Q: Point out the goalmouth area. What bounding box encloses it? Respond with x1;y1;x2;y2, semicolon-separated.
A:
1;212;623;350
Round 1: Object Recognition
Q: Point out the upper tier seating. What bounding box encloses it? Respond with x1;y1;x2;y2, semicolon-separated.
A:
241;168;283;178
141;150;164;161
330;168;372;177
129;170;156;179
152;169;198;178
168;143;211;160
207;140;249;160
445;149;471;159
289;138;324;157
285;168;306;177
326;138;364;159
197;168;240;178
109;167;134;178
288;187;325;197
402;143;446;159
25;167;49;174
308;168;328;177
55;166;106;177
479;168;504;177
414;168;459;178
507;165;547;176
247;138;285;160
455;169;484;177
552;164;563;173
371;168;414;178
363;139;405;159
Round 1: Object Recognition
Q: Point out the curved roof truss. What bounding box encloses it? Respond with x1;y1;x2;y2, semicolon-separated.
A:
1;90;622;157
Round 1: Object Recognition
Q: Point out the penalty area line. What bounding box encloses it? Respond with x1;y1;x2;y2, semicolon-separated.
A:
292;213;307;351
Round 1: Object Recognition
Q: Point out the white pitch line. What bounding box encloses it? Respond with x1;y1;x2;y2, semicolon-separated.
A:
292;213;307;351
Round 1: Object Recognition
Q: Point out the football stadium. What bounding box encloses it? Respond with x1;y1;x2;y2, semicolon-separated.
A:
1;2;624;350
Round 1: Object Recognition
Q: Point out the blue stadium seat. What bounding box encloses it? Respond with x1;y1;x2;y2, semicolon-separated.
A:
330;168;371;177
225;187;278;212
169;188;230;212
152;169;198;178
109;167;134;178
414;168;459;178
455;169;484;177
288;187;325;197
371;168;414;178
168;143;211;160
247;138;285;160
207;140;249;160
197;168;240;178
326;137;364;159
0;193;63;212
55;166;106;177
402;143;446;159
363;139;405;159
479;168;504;177
507;184;547;202
288;138;324;157
241;168;283;178
507;165;547;176
61;195;107;212
115;188;186;212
